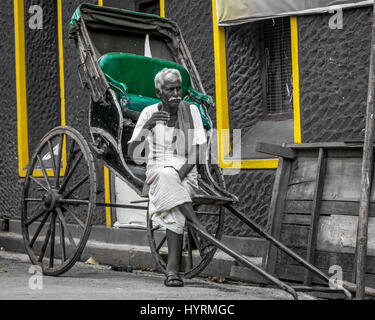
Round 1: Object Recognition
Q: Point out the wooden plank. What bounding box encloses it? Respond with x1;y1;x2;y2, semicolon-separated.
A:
327;149;363;158
275;264;375;289
283;214;311;226
286;157;375;202
305;148;327;285
286;142;364;149
277;248;375;274
265;158;293;274
316;215;375;256
284;200;375;217
256;142;296;160
286;157;317;200
323;158;362;202
280;224;310;248
284;200;313;214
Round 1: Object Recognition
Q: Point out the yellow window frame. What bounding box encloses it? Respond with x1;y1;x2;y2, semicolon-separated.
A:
211;0;301;169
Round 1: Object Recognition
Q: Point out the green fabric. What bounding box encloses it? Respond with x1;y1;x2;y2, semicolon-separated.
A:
98;53;191;98
187;87;215;109
70;7;81;25
126;94;160;113
184;97;212;130
98;52;212;129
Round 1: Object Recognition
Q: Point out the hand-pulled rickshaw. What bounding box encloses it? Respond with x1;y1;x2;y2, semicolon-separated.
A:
20;3;352;300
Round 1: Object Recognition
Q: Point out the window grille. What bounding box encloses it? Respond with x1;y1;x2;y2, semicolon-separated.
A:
264;17;293;115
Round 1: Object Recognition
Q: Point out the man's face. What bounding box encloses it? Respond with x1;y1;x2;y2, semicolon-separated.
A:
156;73;182;109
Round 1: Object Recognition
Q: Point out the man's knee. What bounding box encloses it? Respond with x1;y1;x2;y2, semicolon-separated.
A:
158;167;179;181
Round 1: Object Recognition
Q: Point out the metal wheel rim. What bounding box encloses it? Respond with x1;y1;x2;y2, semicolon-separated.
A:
21;126;96;276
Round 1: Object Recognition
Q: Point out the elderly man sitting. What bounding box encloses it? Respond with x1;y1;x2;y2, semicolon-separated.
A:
128;68;213;287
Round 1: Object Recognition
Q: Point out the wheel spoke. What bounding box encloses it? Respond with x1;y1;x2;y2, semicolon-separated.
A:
62;205;85;229
29;176;48;192
49;212;57;268
56;207;77;249
48;140;57;178
187;230;194;270
59;220;66;263
29;211;50;248
26;209;47;226
38;224;51;263
64;174;89;198
59;153;83;193
24;198;44;202
189;227;201;251
195;211;220;216
54;134;64;189
62;139;77;184
37;154;51;190
59;198;89;206
155;234;167;253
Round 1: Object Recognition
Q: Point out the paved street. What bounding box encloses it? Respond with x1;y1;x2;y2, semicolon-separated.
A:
0;251;315;300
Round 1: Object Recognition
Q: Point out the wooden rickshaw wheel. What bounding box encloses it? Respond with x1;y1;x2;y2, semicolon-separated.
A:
21;126;97;276
147;163;226;279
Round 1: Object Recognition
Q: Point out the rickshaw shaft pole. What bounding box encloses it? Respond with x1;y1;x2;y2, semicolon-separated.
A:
186;222;298;300
224;204;352;299
95;202;148;210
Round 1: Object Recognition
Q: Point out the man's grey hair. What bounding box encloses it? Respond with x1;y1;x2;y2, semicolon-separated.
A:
154;68;182;90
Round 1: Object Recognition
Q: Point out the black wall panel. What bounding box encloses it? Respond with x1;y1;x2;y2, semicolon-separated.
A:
0;2;21;219
299;7;372;142
25;0;61;157
225;22;265;137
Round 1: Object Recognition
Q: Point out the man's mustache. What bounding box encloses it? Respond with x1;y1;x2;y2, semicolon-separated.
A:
169;97;181;102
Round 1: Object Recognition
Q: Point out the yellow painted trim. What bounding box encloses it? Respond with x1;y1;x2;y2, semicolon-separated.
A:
160;0;165;17
14;0;29;177
211;7;300;169
212;0;231;168
97;0;111;226
212;0;277;170
104;166;111;227
220;159;279;170
290;16;301;144
56;0;67;176
57;0;66;127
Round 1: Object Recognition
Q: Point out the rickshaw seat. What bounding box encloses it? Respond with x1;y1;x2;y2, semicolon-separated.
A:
98;52;191;105
98;52;212;130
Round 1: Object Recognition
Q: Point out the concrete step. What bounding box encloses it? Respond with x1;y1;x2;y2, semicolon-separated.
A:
0;219;266;281
0;230;265;280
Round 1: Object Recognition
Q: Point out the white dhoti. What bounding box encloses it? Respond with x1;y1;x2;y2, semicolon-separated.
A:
128;103;207;235
146;166;198;234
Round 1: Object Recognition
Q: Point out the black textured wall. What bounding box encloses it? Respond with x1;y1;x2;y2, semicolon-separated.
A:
223;22;274;237
223;170;276;237
103;0;160;14
225;22;265;137
164;0;217;125
299;7;372;142
25;0;61;156
0;2;21;219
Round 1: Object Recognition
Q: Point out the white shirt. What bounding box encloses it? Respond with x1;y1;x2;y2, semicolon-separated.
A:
128;103;207;172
